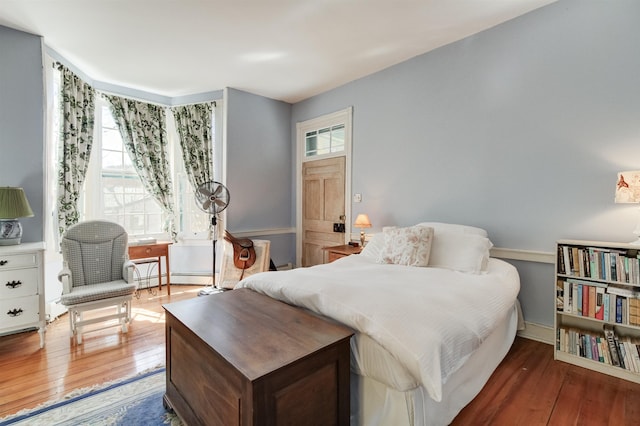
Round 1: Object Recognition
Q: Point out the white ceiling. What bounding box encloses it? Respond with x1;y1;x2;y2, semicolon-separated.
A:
0;0;556;103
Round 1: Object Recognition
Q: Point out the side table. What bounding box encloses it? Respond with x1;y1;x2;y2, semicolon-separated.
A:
128;241;172;295
322;244;363;263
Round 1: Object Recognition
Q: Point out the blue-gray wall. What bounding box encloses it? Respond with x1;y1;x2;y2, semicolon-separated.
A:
0;26;44;242
291;0;640;326
225;88;295;267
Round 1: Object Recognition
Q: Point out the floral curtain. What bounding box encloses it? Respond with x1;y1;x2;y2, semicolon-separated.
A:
56;65;96;240
172;102;214;191
104;95;176;239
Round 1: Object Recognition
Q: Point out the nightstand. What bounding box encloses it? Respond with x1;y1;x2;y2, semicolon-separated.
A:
323;244;363;263
0;242;46;348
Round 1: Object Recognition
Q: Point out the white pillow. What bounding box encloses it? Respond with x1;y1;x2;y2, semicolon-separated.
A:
427;231;493;273
377;225;434;267
360;233;385;259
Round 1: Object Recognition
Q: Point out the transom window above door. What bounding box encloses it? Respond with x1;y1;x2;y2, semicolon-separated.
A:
305;124;345;157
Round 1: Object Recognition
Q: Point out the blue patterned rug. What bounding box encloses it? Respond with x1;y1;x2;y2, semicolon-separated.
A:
0;368;182;425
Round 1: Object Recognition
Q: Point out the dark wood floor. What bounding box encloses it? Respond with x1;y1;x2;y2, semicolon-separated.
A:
452;336;640;425
2;287;640;424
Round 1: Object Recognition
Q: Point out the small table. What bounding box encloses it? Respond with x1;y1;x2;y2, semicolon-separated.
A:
323;244;363;263
128;241;172;295
163;289;353;425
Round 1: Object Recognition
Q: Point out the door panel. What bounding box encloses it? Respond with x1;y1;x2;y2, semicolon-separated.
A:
302;156;346;267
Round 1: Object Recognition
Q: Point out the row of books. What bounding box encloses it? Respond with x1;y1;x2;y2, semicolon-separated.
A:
556;326;640;373
558;244;640;284
556;278;640;326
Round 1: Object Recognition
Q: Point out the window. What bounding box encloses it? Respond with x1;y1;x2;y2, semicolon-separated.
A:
305;124;345;157
49;66;219;240
97;104;166;236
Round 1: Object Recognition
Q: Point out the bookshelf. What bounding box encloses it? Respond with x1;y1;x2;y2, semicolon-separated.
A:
555;239;640;383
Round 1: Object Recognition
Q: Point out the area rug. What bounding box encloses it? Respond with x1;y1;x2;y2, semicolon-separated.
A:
0;368;182;425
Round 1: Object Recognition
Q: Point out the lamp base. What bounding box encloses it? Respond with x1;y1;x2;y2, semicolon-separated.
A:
0;219;22;245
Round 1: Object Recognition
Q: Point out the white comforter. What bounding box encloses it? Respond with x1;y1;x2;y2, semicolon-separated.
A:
236;254;520;402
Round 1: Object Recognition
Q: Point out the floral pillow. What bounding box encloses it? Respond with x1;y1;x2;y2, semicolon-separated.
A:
377;225;434;267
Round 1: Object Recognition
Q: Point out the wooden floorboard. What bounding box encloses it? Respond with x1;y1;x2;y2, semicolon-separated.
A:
3;292;640;423
453;337;640;425
0;285;201;417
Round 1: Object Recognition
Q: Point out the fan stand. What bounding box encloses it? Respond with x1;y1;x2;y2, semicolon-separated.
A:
198;214;225;296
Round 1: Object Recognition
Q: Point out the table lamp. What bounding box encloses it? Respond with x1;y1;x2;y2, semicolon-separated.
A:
615;171;640;245
353;213;372;246
0;187;34;245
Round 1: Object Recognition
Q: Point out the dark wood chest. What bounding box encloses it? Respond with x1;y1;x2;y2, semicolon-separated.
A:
163;288;353;426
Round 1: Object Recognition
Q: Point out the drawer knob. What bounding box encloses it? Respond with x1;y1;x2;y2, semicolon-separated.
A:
5;280;22;289
7;308;23;317
0;260;7;266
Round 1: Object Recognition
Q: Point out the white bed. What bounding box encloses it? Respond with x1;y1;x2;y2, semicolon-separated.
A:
236;222;521;425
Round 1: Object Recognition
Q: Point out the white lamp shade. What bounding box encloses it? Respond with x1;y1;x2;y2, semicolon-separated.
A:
353;214;372;228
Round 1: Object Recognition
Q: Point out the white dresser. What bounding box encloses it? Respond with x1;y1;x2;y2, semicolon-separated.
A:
0;242;46;348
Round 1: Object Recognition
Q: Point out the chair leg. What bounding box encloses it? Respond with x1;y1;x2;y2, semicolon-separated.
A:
68;308;75;336
120;300;131;333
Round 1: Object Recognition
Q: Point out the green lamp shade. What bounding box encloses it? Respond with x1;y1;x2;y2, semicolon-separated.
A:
0;187;34;219
0;187;34;246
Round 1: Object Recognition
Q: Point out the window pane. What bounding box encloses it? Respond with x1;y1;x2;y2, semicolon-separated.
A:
317;127;331;155
305;134;317;156
331;125;345;153
102;128;122;151
102;150;123;170
124;193;144;213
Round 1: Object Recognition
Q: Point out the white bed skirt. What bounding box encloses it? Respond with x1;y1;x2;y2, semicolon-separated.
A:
350;303;519;426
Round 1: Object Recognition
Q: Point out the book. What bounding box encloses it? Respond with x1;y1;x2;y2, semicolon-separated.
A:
616;296;623;324
563;246;572;276
590;335;599;361
572;282;579;314
604;327;621;367
614;332;626;369
558;246;566;275
571;247;580;275
578;284;583;316
583;285;589;318
588;286;596;317
629;298;640;326
595;287;605;320
556;280;564;311
619;341;628;370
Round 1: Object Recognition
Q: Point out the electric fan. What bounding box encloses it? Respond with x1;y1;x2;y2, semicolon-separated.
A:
194;181;230;296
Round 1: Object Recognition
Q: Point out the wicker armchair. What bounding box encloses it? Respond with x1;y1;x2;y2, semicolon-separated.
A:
58;220;136;344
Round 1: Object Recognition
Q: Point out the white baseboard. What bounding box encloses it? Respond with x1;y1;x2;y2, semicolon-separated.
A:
518;321;554;345
170;275;213;285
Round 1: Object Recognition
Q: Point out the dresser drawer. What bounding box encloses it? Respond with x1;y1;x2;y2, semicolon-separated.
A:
0;268;39;298
0;295;40;329
0;252;38;270
129;244;168;259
